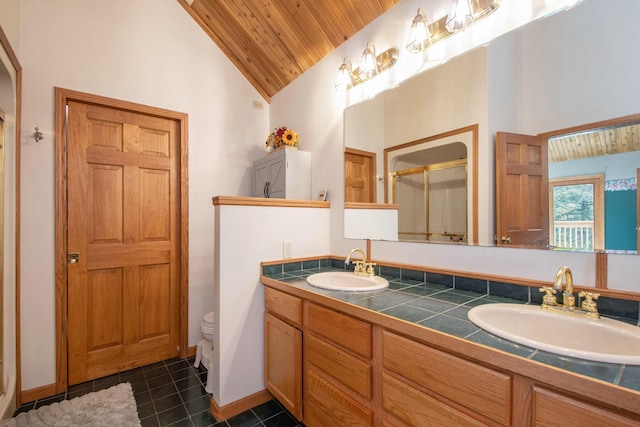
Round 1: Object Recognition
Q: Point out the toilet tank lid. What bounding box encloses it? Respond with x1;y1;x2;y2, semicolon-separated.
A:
203;311;214;324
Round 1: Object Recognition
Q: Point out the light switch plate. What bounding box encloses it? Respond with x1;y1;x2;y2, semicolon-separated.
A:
283;240;292;259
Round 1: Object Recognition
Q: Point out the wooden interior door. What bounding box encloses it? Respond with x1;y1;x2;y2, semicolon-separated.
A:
345;148;376;203
66;100;180;385
495;132;549;248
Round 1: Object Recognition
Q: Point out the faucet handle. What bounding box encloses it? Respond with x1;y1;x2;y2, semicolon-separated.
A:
579;291;600;315
364;262;377;276
540;287;558;307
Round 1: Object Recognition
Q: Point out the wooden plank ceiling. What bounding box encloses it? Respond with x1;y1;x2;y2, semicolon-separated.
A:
180;0;402;102
549;123;640;163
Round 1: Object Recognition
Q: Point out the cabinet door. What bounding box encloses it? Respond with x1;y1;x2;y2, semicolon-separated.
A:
268;156;286;198
253;161;269;197
264;312;302;420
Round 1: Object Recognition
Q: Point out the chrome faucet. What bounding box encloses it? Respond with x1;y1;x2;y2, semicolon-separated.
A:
345;248;376;277
553;266;575;308
540;266;600;318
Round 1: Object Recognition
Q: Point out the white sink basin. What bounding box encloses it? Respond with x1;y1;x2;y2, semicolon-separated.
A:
468;303;640;365
306;271;389;291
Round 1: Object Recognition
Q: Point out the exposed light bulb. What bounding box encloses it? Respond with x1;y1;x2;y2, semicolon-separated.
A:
446;0;474;33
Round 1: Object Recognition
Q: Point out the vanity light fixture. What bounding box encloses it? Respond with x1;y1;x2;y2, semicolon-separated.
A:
359;42;379;80
446;0;475;33
334;58;354;91
406;1;500;56
407;8;432;53
334;43;398;91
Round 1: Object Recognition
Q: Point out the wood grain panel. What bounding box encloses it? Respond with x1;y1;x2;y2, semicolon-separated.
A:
382;373;485;427
532;386;640;426
264;312;302;420
140;127;170;157
306;368;373;427
87;268;124;350
140;169;170;241
89;164;123;243
179;0;403;100
66;98;181;385
264;286;302;326
307;302;371;358
549;123;640;163
87;118;122;152
138;264;171;339
86;242;171;270
307;334;372;399
345;149;375;203
383;330;511;425
496;132;549;248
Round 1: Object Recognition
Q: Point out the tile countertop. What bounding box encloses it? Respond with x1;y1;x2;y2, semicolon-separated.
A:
261;262;640;395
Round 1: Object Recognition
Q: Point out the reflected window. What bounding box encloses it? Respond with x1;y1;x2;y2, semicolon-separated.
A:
550;178;602;251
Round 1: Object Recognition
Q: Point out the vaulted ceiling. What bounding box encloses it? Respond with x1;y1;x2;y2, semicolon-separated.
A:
549;123;640;163
179;0;402;102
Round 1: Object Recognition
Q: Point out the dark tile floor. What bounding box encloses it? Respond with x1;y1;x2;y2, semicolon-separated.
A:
14;356;303;427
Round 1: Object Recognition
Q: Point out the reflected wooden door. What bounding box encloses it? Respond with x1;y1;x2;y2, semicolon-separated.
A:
345;148;376;203
495;132;549;248
66;101;180;385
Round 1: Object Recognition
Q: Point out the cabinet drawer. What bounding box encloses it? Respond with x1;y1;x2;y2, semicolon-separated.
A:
306;368;373;427
307;334;372;399
306;303;371;358
383;331;511;426
532;386;640;426
383;373;487;427
265;287;302;326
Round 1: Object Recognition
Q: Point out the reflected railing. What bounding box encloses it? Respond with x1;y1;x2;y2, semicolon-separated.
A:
553;221;594;252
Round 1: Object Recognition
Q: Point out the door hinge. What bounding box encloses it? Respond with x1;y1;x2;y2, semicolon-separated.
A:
67;253;80;264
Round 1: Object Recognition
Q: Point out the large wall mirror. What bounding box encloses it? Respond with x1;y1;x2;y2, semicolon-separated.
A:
343;0;640;254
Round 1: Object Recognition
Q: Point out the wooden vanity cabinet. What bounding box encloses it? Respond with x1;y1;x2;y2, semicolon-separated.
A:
263;283;640;426
304;302;374;427
264;287;303;420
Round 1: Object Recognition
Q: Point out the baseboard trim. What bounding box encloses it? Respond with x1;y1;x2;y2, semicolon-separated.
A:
186;345;197;358
210;389;272;421
21;383;57;404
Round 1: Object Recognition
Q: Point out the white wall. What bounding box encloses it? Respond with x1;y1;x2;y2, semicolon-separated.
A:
0;0;20;52
213;203;330;406
271;0;640;289
17;0;269;392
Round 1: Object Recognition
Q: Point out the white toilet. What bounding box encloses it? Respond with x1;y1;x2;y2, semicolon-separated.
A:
195;311;215;394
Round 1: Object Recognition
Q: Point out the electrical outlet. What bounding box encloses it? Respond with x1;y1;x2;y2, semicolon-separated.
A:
283;240;292;259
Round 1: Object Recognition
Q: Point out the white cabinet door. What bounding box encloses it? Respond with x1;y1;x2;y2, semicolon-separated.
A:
268;157;286;198
253;161;270;197
252;149;311;199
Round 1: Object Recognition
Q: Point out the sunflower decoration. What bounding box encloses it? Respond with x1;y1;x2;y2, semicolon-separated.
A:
281;129;298;146
265;126;299;152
